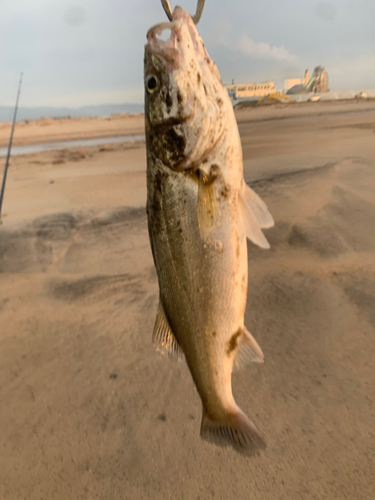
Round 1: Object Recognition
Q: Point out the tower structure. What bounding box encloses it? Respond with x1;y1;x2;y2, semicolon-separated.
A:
311;66;329;93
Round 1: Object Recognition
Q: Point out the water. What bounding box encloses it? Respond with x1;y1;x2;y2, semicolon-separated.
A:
0;134;145;157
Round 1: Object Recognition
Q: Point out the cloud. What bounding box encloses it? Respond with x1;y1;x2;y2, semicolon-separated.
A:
235;34;297;62
207;21;297;63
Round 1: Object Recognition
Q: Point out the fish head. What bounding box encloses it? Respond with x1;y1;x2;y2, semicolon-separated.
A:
144;7;228;171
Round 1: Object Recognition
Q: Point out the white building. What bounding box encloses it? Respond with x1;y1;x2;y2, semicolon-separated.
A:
284;78;303;91
225;81;276;100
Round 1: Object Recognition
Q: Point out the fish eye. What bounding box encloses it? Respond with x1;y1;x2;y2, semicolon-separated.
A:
146;75;159;93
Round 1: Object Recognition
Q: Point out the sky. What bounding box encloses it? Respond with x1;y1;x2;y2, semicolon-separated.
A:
1;0;374;107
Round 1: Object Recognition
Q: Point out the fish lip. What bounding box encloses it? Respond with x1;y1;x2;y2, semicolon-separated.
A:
146;20;181;69
146;20;181;41
151;114;192;130
147;97;196;138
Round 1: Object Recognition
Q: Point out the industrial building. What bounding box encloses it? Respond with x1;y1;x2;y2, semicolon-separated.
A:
284;70;309;92
225;66;329;101
286;67;329;95
225;81;276;100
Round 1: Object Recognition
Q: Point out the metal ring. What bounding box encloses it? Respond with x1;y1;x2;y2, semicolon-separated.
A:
160;0;205;24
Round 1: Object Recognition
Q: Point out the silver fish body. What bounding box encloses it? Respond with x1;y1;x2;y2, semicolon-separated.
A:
144;7;273;455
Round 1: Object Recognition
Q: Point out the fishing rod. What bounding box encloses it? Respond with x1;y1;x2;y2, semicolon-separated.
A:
0;72;23;224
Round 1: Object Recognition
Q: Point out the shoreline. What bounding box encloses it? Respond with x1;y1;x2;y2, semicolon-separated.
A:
1;99;375;148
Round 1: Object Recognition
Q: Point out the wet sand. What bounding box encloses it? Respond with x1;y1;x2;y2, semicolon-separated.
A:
0;113;145;148
1;101;374;499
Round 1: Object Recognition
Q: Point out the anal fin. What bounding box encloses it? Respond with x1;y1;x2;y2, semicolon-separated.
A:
152;301;185;361
233;327;264;371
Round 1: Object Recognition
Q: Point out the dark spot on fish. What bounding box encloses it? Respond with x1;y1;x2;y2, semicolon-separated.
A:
217;98;223;106
165;127;186;160
158;413;167;422
153;169;165;204
109;373;117;380
197;73;201;84
226;329;241;356
221;184;230;199
203;84;208;95
189;413;195;420
212;331;217;338
199;164;219;187
188;169;200;185
151;126;187;168
165;90;173;111
210;164;220;177
150;169;168;230
236;235;240;258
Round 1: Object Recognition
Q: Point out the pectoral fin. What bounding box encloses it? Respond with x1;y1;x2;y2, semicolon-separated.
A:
242;182;274;228
152;300;185;361
238;182;273;249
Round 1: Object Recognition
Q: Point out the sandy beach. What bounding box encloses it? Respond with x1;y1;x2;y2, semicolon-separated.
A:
1;100;374;499
0;113;145;148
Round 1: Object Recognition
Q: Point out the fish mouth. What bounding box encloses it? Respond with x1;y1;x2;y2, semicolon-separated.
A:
146;20;181;69
145;7;199;69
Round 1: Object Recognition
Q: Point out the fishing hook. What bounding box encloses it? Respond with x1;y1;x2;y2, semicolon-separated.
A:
160;0;205;24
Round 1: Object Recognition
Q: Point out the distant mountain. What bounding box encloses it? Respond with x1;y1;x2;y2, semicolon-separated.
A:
0;103;144;122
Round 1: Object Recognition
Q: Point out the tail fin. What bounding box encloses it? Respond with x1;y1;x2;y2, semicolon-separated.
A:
200;406;266;457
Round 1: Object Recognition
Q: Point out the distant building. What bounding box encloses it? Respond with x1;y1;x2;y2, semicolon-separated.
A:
284;78;303;91
225;81;276;100
284;70;309;92
310;66;329;93
286;67;329;95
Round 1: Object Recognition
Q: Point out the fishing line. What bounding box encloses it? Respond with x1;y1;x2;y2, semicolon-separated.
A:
160;0;206;24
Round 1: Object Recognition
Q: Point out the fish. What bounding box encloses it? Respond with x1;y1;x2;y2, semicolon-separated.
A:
144;6;274;456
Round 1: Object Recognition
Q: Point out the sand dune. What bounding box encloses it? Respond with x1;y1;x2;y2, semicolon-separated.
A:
1;102;374;499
